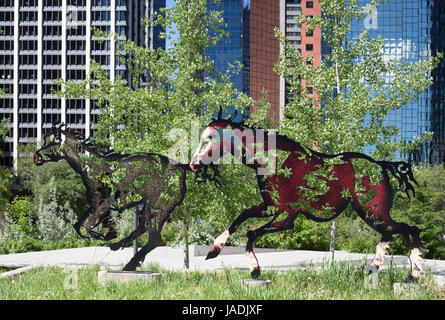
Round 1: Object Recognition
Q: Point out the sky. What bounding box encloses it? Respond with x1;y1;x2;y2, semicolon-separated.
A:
165;0;176;49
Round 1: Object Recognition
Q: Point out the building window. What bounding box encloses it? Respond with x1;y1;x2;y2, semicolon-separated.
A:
306;86;313;95
306;29;313;37
306;43;313;51
306;1;314;8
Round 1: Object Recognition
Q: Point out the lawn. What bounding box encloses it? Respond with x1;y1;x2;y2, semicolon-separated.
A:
0;267;12;274
0;261;442;300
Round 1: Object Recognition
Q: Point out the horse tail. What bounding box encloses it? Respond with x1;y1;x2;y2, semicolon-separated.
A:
376;160;418;200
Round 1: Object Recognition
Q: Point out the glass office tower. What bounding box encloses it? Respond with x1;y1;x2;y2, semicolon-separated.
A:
350;0;444;164
206;0;251;118
0;0;165;169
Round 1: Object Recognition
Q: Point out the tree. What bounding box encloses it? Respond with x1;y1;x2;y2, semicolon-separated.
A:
273;0;441;256
275;0;440;158
54;0;261;261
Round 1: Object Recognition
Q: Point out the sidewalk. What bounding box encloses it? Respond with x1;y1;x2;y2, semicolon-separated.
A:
1;245;444;279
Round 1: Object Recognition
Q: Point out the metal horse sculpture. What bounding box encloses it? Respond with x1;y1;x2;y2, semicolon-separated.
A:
189;113;424;281
34;124;187;271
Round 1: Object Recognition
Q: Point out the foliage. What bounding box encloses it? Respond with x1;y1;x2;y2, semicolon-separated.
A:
255;166;445;260
36;177;78;242
389;165;445;259
55;0;253;156
5;196;36;237
167;164;262;247
0;237;101;255
0;166;11;214
0;159;93;252
27;160;88;222
52;0;259;249
256;216;331;251
274;0;441;159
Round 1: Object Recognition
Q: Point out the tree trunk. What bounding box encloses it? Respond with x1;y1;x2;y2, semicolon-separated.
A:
330;219;336;263
183;219;190;269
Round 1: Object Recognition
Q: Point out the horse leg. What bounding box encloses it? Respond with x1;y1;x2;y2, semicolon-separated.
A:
353;202;423;281
206;202;269;260
367;240;391;272
245;210;298;279
110;205;149;250
74;207;94;240
109;223;147;251
122;230;162;271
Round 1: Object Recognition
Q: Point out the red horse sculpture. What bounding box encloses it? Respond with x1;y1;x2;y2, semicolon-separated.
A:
189;113;423;281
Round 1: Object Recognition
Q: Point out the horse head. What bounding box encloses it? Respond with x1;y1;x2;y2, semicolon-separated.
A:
188;110;248;186
34;123;67;166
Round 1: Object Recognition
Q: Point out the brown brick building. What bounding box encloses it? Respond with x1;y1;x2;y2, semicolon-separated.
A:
249;0;321;123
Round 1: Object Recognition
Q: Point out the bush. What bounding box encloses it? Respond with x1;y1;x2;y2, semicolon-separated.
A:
388;165;445;259
256;216;331;251
0;237;102;255
36;177;78;242
6;196;36;237
27;161;88;222
0;165;12;213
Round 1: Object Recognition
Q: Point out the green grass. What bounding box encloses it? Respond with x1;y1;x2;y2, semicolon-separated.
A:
0;261;442;300
0;267;12;274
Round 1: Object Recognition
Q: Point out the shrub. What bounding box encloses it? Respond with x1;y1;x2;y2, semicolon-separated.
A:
0;166;11;213
6;196;36;237
36;177;78;242
388;165;445;259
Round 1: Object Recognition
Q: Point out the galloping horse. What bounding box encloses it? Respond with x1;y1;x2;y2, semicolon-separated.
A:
189;113;423;281
34;124;187;271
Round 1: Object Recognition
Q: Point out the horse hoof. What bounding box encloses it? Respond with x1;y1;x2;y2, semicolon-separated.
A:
205;245;221;260
109;242;122;251
122;263;137;272
403;275;418;284
364;265;378;275
251;267;261;279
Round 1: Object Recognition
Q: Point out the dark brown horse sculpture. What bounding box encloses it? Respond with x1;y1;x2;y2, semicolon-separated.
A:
34;124;187;271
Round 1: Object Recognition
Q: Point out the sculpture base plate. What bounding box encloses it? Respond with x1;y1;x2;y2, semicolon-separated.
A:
98;270;161;285
393;282;425;299
240;279;271;289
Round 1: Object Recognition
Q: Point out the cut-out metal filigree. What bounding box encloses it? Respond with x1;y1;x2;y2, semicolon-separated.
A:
34;124;188;271
190;113;423;282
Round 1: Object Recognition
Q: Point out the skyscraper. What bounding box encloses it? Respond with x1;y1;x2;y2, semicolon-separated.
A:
350;0;444;164
280;0;321;116
0;0;165;169
209;0;444;164
207;0;320;123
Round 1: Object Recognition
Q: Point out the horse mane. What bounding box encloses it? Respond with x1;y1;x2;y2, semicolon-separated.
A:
209;111;306;153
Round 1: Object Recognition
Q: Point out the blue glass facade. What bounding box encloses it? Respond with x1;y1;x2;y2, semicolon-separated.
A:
153;0;166;50
206;0;250;96
349;0;444;164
